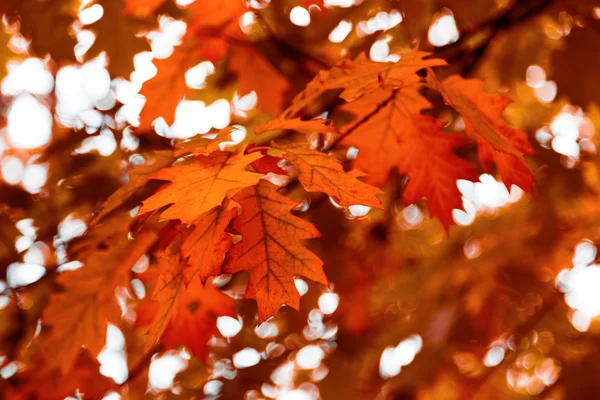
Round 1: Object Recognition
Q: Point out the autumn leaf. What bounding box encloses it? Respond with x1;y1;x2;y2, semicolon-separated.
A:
138;40;199;132
124;0;245;28
136;246;234;357
186;0;247;32
229;46;290;114
255;118;337;135
181;200;238;283
160;277;234;358
133;0;249;132
223;180;326;321
4;0;588;396
41;219;158;374
123;0;164;17
91;151;173;225
333;87;395;134
140;148;263;225
251;154;289;176
135;233;184;352
322;52;446;102
7;353;115;400
442;75;535;193
341;88;476;228
174;127;240;157
282;60;351;119
430;72;517;156
273;142;384;209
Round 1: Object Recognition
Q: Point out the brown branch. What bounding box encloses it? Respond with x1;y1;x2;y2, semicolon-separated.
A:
435;0;555;75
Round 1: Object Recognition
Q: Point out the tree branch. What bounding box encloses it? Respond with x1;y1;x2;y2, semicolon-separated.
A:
435;0;555;75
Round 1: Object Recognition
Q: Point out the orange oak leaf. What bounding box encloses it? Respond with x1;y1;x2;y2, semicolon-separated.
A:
251;154;289;176
140;148;263;225
138;40;200;132
273;142;384;209
7;353;115;400
229;46;290;114
255;118;337;135
442;76;535;193
341;89;476;228
135;245;184;351
174;127;240;157
160;277;234;358
181;200;238;283
429;73;516;157
334;87;395;134
136;247;234;357
187;0;247;32
41;219;158;374
91;151;173;225
323;52;447;102
124;0;245;29
282;59;352;119
123;0;164;17
223;180;326;322
134;0;249;132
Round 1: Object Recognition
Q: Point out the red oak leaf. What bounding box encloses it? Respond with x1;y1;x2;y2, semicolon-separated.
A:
224;180;326;321
323;52;447;102
274;142;384;209
229;46;290;114
341;88;476;228
136;246;234;358
137;39;200;133
91;151;173;225
255;118;337;135
442;75;535;193
181;200;238;283
41;219;158;374
174;127;241;157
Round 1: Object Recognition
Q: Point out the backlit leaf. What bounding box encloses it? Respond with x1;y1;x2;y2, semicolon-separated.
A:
224;180;326;321
41;219;158;374
274;142;384;209
341;88;476;228
140;148;263;225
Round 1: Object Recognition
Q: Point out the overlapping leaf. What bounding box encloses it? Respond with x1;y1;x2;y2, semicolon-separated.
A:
442;76;535;193
224;180;326;321
181;200;238;283
430;73;516;156
229;46;290;114
140;148;263;224
274;142;384;209
91;151;173;225
41;218;158;374
138;39;200;132
136;245;234;357
135;0;291;130
7;354;114;399
341;88;476;228
322;52;446;102
123;0;164;17
255;118;337;135
173;127;240;157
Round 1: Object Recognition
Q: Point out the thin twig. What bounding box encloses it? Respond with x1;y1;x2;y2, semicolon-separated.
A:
435;0;555;75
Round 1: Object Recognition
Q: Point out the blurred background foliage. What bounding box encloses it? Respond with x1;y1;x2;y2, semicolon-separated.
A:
1;0;600;399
